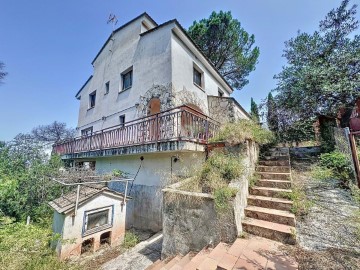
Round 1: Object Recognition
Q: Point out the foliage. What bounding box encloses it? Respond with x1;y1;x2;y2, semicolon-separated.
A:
0;61;7;85
188;11;259;90
278;185;313;216
319;151;353;184
213;187;238;211
310;166;334;181
266;92;278;134
122;231;139;249
210;119;275;145
32;121;75;144
319;120;336;153
350;183;360;205
272;0;360;137
250;98;260;123
0;218;76;270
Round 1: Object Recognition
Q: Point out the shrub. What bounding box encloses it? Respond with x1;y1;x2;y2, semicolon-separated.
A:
122;231;139;249
319;151;353;184
210;119;275;145
213;187;238;211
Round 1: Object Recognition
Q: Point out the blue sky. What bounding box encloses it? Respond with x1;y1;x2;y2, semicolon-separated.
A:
0;0;355;141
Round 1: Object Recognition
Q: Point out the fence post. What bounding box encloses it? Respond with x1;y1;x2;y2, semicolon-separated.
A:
349;131;360;188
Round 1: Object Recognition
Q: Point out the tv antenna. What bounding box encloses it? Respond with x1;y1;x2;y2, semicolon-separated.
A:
107;13;118;32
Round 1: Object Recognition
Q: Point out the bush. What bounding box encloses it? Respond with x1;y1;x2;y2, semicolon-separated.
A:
319;151;353;184
122;232;139;249
210;119;275;145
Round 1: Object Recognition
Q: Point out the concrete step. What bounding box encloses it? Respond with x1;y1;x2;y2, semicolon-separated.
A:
247;195;293;211
242;217;296;245
169;253;192;270
260;155;289;161
256;165;290;173
258;160;290;166
183;248;211;270
245;205;296;226
257;179;291;189
162;256;181;270
197;242;229;270
250;187;292;198
257;172;291;180
146;259;166;270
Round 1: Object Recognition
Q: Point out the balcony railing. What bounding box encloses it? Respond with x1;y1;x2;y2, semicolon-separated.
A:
53;106;220;155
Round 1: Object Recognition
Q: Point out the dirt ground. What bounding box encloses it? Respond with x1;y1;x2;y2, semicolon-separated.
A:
290;159;360;270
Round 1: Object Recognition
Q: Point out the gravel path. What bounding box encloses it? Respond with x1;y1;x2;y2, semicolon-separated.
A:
101;232;162;270
296;178;360;252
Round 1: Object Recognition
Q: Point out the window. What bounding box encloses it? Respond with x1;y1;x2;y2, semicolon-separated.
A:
218;88;224;97
193;65;204;89
81;127;93;136
83;205;113;236
119;115;125;127
105;81;110;95
122;69;133;91
89;91;96;108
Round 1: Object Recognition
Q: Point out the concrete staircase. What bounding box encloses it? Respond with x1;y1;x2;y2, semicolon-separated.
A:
145;236;298;270
242;147;296;245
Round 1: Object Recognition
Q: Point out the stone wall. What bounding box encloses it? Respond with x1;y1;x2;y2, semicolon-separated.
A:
161;140;258;258
208;96;250;123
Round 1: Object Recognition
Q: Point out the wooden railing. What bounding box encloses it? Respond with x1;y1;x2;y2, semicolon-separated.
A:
53;106;219;155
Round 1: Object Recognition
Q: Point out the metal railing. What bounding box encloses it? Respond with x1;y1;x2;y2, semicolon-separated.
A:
53;106;219;155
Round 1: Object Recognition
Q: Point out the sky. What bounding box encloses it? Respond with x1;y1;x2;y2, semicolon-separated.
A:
0;0;356;141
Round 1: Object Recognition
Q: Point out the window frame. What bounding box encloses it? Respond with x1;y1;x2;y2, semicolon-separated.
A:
81;126;93;137
105;81;110;95
119;115;126;127
82;205;114;237
89;91;96;109
121;68;133;92
193;64;204;90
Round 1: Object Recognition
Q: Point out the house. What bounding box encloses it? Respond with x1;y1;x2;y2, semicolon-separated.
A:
53;12;250;233
49;184;128;260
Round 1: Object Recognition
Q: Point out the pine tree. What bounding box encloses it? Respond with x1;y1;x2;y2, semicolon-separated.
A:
250;98;260;123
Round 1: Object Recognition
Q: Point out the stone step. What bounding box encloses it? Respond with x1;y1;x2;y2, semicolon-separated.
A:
256;165;290;173
183;248;211;270
169;253;192;270
257;179;292;189
162;256;181;270
257;172;291;180
250;187;292;198
242;217;296;245
247;195;293;211
197;242;229;270
258;160;290;166
146;259;166;270
260;155;289;161
245;205;296;226
217;252;238;270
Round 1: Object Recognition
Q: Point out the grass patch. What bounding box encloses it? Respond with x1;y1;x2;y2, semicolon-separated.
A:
213;187;238;211
310;166;334;181
122;231;139;249
210;119;274;146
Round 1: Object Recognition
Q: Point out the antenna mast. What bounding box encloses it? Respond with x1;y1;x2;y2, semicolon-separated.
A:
107;13;118;32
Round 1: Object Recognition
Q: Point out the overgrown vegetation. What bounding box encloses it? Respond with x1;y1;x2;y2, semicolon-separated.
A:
210;119;274;146
122;231;139;249
0;217;76;270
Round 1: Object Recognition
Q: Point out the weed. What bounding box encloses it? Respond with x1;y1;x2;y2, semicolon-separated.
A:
213;187;238;211
277;186;313;216
350;183;360;205
210;119;275;146
310;166;334;181
122;231;139;249
249;174;260;188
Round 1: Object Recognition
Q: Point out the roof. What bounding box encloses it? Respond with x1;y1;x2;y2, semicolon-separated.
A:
91;12;157;65
140;19;234;94
75;75;92;99
48;184;128;214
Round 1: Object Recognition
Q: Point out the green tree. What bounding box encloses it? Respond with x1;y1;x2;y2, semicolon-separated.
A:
250;98;260;123
273;0;360;122
267;93;278;133
188;11;260;90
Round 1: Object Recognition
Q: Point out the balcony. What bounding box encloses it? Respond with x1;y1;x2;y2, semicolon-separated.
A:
53;106;219;159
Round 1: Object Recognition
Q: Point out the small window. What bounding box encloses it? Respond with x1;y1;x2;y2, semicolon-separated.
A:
119;115;125;127
122;69;133;91
89;91;96;108
218;88;224;97
83;206;113;236
81;127;93;136
193;65;203;89
105;81;110;95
